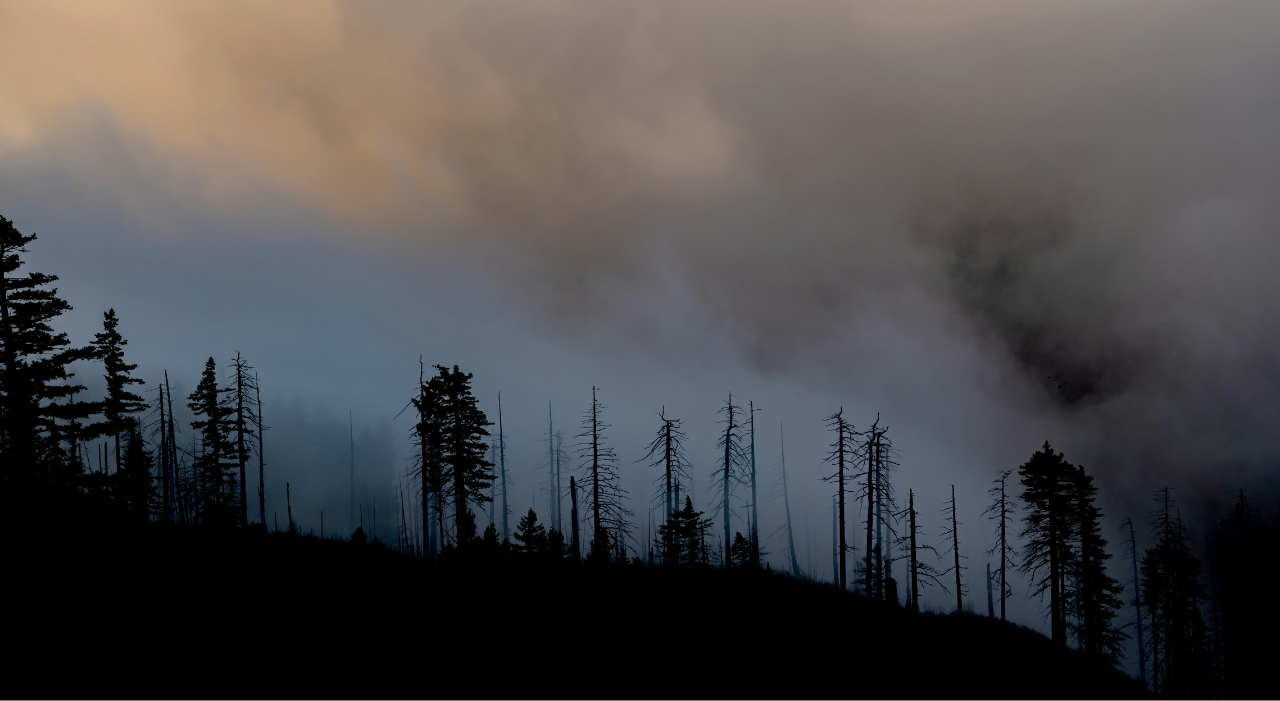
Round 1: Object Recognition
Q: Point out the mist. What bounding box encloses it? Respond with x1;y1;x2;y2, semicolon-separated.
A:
4;0;1280;677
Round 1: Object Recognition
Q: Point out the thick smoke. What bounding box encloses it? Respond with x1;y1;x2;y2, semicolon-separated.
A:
3;1;1279;631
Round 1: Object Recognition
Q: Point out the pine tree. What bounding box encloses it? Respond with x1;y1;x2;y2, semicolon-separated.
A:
188;357;234;524
437;365;494;547
1018;442;1076;646
411;360;447;554
1072;465;1125;662
115;425;158;519
92;309;148;476
0;216;96;498
729;531;755;570
512;508;548;557
576;386;631;562
656;496;714;567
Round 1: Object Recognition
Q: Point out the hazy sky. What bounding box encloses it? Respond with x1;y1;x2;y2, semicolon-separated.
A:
4;1;1279;654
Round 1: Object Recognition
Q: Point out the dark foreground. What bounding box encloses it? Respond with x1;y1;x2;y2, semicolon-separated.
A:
9;521;1146;699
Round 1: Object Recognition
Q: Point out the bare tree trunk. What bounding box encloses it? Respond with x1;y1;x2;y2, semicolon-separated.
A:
1125;518;1146;688
236;352;248;528
1000;476;1007;622
158;379;171;522
722;397;733;570
255;371;265;528
499;394;508;542
951;485;962;614
909;490;919;614
547;402;555;531
349;410;355;536
749;401;759;570
780;425;801;578
570;475;580;561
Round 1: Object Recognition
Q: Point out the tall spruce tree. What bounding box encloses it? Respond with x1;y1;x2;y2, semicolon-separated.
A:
411;359;448;554
0;217;96;497
115;425;158;519
1018;442;1076;646
437;365;494;546
1072;464;1125;662
92;309;148;475
188;357;234;524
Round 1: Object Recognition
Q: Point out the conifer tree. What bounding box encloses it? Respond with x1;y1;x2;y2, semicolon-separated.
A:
115;425;158;519
188;357;234;524
438;365;494;546
729;532;755;570
411;360;447;553
512;508;548;557
0;217;96;496
576;386;631;561
656;496;714;567
1072;464;1125;661
1018;442;1076;646
92;309;148;475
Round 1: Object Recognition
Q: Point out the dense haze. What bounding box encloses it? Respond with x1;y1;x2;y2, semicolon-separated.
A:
3;0;1279;669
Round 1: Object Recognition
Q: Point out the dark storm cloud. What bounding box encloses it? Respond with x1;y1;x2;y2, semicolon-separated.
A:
3;0;1280;647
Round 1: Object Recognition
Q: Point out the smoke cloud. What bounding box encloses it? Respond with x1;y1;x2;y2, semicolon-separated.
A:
3;0;1280;642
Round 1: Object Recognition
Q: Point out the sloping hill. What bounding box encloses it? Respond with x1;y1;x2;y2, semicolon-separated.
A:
10;522;1145;699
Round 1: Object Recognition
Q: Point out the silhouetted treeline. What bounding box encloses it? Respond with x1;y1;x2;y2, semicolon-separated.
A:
3;215;1275;697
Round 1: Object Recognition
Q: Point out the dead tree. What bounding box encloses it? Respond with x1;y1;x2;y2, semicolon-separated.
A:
982;469;1019;622
823;408;858;590
748;400;760;571
941;485;967;614
861;418;899;601
715;394;747;569
1122;516;1146;688
897;489;947;613
639;407;690;565
255;370;267;528
575;386;631;561
224;352;258;528
569;475;580;561
498;393;509;542
777;423;802;578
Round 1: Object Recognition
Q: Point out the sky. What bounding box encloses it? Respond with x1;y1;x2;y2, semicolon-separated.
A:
4;0;1280;660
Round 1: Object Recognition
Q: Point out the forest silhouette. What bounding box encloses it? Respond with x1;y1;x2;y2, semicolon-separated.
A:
2;214;1276;698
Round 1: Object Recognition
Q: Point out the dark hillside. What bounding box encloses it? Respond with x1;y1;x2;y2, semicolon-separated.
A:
9;520;1145;699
